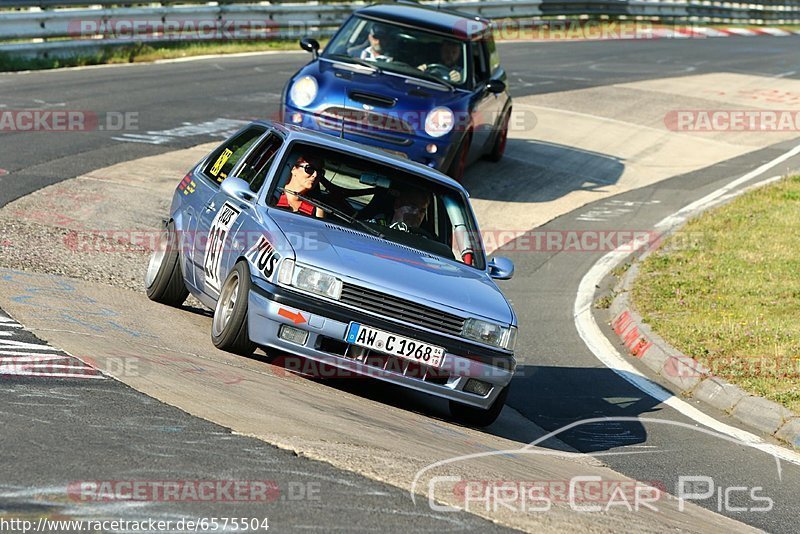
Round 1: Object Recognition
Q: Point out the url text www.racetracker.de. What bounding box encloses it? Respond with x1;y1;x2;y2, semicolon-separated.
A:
0;517;269;533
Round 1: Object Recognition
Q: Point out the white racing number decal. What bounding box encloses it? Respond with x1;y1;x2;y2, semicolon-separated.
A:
203;202;241;292
246;235;279;279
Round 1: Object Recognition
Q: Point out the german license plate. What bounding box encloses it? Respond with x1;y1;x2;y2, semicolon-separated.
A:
345;323;444;368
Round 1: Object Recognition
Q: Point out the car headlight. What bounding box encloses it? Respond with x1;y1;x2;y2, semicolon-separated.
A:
462;319;516;350
289;76;318;107
424;106;455;138
279;260;342;300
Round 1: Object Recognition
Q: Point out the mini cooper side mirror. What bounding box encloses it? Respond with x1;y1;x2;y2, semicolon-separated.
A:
488;256;514;280
221;176;256;203
486;79;506;94
300;38;320;59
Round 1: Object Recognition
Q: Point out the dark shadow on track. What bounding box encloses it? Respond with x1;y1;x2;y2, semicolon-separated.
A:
508;365;661;453
464;139;624;202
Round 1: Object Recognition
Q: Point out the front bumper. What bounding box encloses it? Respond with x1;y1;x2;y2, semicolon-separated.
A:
284;105;457;172
248;279;515;410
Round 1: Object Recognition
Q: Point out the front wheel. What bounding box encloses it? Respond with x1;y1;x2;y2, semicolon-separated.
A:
211;262;257;356
145;220;188;306
447;133;470;182
449;385;509;428
485;108;510;163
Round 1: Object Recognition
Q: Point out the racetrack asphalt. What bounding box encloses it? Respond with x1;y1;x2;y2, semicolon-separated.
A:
2;36;800;532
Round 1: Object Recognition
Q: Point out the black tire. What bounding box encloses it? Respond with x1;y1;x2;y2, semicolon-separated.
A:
449;385;509;428
145;220;188;306
211;262;257;356
486;108;510;163
446;133;471;182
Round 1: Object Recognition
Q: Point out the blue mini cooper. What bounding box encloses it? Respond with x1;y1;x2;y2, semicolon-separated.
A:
145;121;517;426
281;2;511;181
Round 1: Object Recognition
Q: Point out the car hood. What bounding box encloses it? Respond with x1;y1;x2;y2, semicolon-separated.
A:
295;59;467;116
270;211;513;325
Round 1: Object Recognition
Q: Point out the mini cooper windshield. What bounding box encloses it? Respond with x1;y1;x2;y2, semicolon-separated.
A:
269;142;485;269
324;16;469;88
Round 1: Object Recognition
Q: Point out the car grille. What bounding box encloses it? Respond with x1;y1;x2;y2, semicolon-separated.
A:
339;283;465;336
318;106;414;134
317;336;450;385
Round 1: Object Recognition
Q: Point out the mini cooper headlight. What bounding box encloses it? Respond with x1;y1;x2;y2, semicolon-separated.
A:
462;319;516;350
284;262;342;300
290;76;318;107
424;106;455;138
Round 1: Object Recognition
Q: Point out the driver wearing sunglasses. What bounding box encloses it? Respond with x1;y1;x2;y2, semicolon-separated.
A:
276;156;325;218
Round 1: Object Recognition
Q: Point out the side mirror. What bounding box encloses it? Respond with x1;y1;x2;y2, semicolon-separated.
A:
300;37;320;59
486;79;506;94
488;256;514;280
221;176;256;203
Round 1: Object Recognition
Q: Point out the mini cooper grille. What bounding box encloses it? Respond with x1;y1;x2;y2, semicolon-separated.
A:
319;106;414;134
339;283;465;336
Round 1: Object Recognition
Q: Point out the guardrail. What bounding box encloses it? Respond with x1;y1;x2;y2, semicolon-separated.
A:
1;0;799;59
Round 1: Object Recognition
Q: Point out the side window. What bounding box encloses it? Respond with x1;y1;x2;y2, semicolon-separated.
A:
237;133;283;193
485;35;500;74
202;126;266;185
471;41;490;84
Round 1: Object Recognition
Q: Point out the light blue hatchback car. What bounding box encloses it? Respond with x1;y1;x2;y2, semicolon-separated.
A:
145;120;517;426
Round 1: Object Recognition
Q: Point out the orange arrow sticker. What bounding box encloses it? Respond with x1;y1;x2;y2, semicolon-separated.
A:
278;308;307;325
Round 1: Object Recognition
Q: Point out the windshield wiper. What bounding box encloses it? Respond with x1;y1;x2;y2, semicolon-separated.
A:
278;188;385;239
406;70;455;92
327;54;382;74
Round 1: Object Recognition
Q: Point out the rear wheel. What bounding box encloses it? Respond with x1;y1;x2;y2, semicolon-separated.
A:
447;133;471;182
211;262;257;356
449;385;509;428
486;108;510;162
145;220;188;306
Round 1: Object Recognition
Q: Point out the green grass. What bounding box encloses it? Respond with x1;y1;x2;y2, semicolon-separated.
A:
0;39;324;72
632;175;800;413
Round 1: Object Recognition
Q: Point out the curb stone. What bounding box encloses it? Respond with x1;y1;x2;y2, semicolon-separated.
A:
606;252;800;450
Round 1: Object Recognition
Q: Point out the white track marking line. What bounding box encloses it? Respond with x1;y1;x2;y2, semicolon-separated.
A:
0;356;69;363
574;141;800;467
0;369;105;379
0;351;67;357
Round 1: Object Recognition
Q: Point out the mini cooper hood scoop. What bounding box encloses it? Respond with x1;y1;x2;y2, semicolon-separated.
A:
271;212;514;324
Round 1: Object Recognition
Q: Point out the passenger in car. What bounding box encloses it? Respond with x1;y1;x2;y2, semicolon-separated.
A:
390;188;431;231
276;155;325;218
358;26;394;62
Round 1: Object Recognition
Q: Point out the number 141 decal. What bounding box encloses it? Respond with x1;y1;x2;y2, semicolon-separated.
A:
204;202;241;292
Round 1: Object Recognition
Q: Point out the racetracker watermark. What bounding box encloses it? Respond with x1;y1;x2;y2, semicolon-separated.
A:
67;480;320;503
665;110;800;132
296;108;537;135
0;111;138;132
661;354;800;380
62;229;710;254
68;18;321;41
455;19;709;41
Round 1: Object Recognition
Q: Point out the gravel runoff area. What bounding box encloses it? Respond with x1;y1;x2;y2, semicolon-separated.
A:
0;143;215;295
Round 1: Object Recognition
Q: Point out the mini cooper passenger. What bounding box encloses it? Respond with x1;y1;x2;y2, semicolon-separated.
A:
146;121;517;426
281;2;511;181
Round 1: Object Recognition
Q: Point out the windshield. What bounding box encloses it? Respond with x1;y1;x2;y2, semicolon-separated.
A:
268;142;485;269
323;16;469;88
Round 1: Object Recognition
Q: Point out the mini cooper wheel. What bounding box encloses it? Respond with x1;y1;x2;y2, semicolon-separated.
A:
145;220;188;306
212;262;257;356
486;108;510;163
449;385;509;428
447;133;471;182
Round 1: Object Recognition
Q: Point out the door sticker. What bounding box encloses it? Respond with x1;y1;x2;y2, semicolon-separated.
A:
203;202;241;292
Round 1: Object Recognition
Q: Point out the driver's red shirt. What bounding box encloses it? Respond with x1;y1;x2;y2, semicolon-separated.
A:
277;193;315;216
